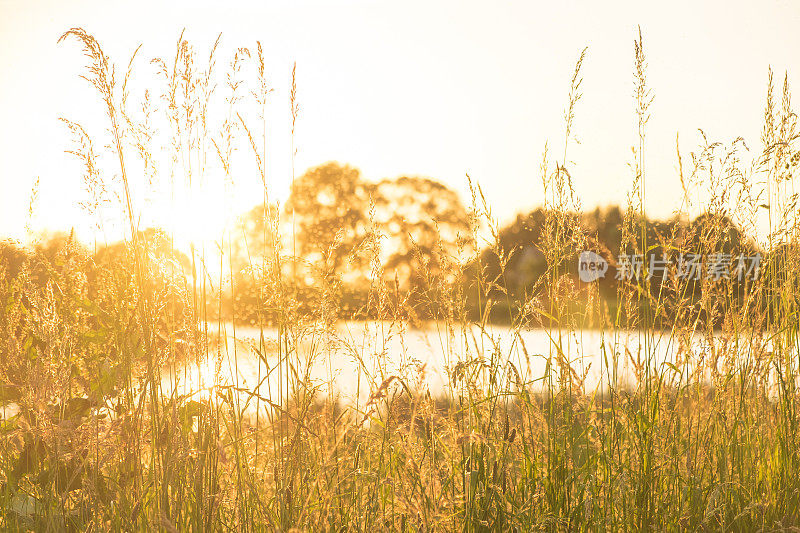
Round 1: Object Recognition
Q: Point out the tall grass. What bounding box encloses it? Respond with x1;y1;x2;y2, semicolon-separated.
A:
0;27;799;531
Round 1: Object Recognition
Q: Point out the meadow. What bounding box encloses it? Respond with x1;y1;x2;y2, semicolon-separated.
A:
1;27;800;531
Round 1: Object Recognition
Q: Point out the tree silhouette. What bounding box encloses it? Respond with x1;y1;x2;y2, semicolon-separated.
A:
373;176;472;295
284;162;372;285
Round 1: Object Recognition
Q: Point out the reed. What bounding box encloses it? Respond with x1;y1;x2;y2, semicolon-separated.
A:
0;27;798;531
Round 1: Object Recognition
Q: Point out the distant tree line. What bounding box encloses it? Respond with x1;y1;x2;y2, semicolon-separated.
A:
229;162;783;329
3;162;795;329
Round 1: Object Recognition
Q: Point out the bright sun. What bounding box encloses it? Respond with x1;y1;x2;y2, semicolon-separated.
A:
151;180;235;282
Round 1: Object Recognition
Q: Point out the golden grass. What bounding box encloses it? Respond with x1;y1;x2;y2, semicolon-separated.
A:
0;27;799;531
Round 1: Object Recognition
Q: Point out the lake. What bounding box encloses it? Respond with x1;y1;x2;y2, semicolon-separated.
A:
162;322;755;414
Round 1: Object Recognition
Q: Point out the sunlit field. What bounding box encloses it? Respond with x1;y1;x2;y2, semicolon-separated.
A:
3;20;800;532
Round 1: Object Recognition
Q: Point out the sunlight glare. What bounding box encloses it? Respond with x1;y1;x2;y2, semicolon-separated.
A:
153;179;235;281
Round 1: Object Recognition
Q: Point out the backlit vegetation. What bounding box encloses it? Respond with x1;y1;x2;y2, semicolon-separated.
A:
1;28;800;531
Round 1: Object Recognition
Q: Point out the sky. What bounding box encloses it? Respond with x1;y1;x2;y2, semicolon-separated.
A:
1;0;799;247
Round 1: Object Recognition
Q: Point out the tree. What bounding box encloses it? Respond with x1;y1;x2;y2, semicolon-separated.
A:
373;176;472;295
284;162;372;284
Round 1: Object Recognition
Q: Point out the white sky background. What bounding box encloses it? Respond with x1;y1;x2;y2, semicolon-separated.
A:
1;0;799;247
